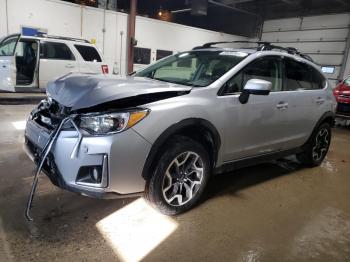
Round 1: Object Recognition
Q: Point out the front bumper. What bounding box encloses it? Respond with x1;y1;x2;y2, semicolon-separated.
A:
24;117;152;198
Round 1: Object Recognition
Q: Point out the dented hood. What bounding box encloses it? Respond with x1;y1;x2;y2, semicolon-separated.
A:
46;73;192;110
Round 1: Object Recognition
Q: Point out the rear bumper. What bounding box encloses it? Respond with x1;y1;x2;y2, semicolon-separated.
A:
24;117;152;198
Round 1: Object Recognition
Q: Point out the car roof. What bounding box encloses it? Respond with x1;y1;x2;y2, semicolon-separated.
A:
189;46;323;75
190;47;257;54
18;34;91;45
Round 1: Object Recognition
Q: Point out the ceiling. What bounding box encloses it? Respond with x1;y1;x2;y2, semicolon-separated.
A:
65;0;350;37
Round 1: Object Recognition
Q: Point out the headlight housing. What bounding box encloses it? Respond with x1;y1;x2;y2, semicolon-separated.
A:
78;109;149;135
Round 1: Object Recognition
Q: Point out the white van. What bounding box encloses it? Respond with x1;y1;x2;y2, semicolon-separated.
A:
0;34;109;92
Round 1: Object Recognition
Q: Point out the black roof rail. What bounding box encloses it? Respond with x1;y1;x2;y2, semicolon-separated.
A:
192;40;269;50
193;41;314;62
260;44;314;62
34;33;90;43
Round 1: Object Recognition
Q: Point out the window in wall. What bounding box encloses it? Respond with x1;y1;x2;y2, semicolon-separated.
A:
222;56;282;95
0;36;18;56
40;42;75;60
134;47;151;65
321;66;335;74
74;45;102;62
156;49;173;60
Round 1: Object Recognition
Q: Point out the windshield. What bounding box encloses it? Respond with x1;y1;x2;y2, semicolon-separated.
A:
135;50;249;87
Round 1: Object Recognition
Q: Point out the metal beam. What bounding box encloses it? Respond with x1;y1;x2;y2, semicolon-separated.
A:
339;28;350;80
335;0;350;6
127;0;137;74
280;0;299;5
208;0;260;17
171;8;191;14
220;0;256;4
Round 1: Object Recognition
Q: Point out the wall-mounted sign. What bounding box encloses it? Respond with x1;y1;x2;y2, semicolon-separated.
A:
21;26;47;37
321;66;335;74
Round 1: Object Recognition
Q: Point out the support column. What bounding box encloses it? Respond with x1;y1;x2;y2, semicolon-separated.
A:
339;27;350;80
127;0;137;74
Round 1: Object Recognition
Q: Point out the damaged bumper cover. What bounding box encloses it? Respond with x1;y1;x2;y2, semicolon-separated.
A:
24;115;151;197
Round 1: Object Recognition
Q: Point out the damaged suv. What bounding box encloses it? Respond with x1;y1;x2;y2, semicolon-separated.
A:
24;42;336;218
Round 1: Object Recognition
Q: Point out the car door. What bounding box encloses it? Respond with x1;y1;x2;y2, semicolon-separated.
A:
219;55;291;161
0;34;20;92
39;41;79;88
281;58;324;148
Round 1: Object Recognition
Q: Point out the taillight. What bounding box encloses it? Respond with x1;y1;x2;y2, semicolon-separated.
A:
101;65;109;74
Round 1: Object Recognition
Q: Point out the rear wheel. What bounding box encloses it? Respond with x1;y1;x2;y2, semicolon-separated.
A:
145;136;211;215
296;122;331;167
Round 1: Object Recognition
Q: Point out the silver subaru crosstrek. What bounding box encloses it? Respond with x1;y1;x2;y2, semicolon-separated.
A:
24;42;336;217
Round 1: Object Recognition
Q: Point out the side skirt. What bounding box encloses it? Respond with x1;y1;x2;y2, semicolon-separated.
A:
214;147;303;175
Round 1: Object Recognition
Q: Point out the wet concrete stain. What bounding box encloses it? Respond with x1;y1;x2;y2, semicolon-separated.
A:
0;105;350;262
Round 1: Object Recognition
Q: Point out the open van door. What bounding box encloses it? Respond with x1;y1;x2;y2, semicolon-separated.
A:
0;34;20;92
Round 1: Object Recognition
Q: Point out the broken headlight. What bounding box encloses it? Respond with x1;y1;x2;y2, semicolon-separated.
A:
78;109;149;135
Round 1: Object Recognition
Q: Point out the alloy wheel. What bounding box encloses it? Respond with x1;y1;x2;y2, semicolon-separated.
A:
162;151;204;206
312;128;329;161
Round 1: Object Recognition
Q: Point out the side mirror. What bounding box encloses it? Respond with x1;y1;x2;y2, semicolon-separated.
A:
239;79;272;104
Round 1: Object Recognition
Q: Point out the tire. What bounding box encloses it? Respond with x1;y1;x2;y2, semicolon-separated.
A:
296;122;331;167
144;136;211;215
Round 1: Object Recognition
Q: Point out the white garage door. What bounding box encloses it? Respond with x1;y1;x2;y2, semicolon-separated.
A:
261;14;350;88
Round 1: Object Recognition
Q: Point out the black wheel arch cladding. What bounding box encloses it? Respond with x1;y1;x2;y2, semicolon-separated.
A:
141;118;221;180
302;111;334;150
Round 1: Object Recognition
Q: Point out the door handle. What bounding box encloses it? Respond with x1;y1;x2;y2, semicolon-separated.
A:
315;97;325;105
276;102;288;110
65;64;75;68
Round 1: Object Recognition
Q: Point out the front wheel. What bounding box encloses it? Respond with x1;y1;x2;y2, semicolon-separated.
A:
296;122;331;167
145;136;211;215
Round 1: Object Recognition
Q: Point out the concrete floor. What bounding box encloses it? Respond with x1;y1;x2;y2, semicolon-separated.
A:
0;104;350;262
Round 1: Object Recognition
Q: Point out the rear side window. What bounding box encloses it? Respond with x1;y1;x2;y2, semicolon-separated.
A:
74;45;102;62
284;58;322;91
40;42;75;60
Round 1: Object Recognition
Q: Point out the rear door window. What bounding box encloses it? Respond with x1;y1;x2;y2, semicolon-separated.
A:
40;42;75;60
284;58;313;91
74;45;102;62
311;67;326;90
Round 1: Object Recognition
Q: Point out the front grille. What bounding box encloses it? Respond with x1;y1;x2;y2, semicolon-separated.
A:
33;100;70;130
337;103;350;115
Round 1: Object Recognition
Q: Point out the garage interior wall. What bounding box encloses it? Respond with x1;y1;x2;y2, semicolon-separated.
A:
0;0;249;75
261;13;350;88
